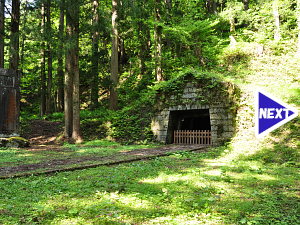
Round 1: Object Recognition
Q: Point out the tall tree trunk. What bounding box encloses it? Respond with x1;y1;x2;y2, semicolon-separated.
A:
166;0;172;22
220;0;225;12
297;1;300;54
119;1;126;69
72;1;81;142
213;0;218;15
208;0;212;13
138;20;145;75
90;0;99;110
20;0;28;72
9;0;20;70
273;1;281;41
57;0;64;112
40;2;46;117
65;0;81;142
243;0;249;11
110;0;118;111
46;0;52;115
0;0;4;68
65;0;74;137
155;0;163;81
165;0;172;49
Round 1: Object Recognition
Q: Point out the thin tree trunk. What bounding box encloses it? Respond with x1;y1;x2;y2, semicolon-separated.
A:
110;0;118;111
243;0;249;11
90;0;99;110
207;0;211;13
0;0;4;68
20;0;28;72
138;20;145;75
155;0;163;81
46;0;52;115
64;1;73;137
165;0;172;49
9;0;20;70
157;25;162;79
213;0;218;15
57;0;64;112
220;0;225;12
298;1;300;54
273;2;281;41
40;2;46;117
229;7;236;46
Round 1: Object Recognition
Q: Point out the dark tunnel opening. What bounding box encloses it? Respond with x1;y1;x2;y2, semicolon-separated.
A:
166;109;211;144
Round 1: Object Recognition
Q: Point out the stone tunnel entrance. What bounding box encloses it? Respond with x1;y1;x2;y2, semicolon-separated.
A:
166;109;211;144
151;73;240;145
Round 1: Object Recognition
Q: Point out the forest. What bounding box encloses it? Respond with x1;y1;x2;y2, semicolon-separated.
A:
0;0;299;224
0;0;297;142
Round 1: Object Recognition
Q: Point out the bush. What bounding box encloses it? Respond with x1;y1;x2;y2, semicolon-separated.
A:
108;93;154;144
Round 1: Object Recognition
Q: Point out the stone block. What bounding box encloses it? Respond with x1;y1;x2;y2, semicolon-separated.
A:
223;125;229;132
222;119;233;125
185;83;193;88
210;103;224;108
157;130;167;136
169;106;178;111
228;126;234;132
222;132;233;138
209;108;216;114
182;92;197;99
191;104;198;110
161;110;169;115
211;131;218;137
183;87;189;93
157;135;167;142
210;113;221;120
221;114;228;120
169;95;176;100
211;125;218;131
216;108;227;113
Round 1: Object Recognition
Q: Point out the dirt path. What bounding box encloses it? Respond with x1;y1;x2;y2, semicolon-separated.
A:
0;145;208;179
0;120;210;178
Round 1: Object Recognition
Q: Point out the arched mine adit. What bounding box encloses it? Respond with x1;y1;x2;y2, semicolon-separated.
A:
151;70;240;146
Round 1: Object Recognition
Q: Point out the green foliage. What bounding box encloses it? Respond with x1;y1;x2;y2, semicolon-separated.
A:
108;94;155;144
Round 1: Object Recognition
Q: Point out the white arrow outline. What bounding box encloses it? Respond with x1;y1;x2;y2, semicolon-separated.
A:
255;89;298;138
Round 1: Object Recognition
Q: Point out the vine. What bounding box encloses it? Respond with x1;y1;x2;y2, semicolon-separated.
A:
153;68;240;111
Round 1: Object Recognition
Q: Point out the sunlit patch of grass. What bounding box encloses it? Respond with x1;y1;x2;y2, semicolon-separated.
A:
83;139;120;147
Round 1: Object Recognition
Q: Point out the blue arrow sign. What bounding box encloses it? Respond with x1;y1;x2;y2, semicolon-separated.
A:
255;89;298;138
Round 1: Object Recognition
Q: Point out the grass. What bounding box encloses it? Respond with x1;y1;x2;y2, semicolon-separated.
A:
0;146;298;224
0;140;162;177
0;140;158;166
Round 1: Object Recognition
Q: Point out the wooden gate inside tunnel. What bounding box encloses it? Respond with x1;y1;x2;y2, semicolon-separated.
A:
166;109;212;145
174;130;211;145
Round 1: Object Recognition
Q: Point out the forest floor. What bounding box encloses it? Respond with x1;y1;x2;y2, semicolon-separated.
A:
0;120;209;178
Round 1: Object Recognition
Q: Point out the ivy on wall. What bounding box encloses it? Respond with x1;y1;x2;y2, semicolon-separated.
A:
153;68;241;112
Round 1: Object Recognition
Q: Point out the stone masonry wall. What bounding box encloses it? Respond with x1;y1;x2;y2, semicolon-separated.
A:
151;81;237;145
